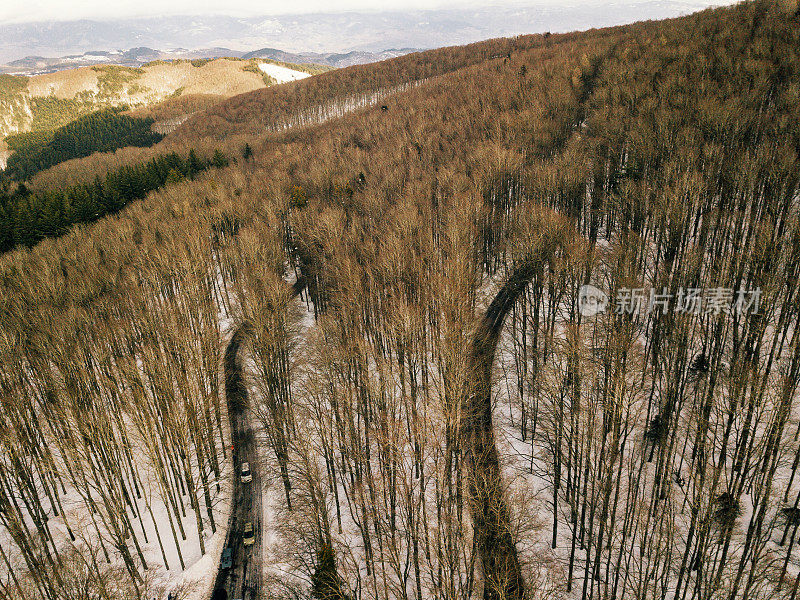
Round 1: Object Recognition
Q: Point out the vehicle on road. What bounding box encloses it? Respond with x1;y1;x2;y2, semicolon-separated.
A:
220;547;232;569
243;521;255;546
240;461;252;483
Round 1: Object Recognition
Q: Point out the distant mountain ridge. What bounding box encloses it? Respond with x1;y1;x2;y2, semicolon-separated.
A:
0;2;730;65
2;47;418;76
241;48;419;69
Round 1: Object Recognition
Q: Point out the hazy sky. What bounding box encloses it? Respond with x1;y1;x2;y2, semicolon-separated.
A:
1;0;731;24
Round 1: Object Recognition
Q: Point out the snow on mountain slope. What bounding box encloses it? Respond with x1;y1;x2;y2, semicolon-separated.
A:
258;62;311;84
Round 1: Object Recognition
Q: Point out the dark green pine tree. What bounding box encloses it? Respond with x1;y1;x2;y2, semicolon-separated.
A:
311;544;349;600
189;149;205;175
0;205;13;253
212;150;229;169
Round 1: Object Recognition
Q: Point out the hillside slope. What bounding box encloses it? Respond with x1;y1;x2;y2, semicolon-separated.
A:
0;57;325;142
168;35;582;140
1;3;800;600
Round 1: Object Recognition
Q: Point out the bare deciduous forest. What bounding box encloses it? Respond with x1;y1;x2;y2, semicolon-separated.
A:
1;1;800;599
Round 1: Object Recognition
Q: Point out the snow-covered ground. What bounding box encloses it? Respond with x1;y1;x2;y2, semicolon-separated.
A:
0;430;233;599
0;272;237;600
258;63;311;84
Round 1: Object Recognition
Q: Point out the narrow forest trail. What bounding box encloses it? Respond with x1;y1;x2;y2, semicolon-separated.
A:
464;263;538;600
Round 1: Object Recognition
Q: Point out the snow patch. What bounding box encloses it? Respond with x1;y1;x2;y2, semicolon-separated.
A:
257;63;311;84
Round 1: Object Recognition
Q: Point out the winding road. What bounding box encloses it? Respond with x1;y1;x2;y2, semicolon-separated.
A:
212;323;262;600
211;277;306;600
464;262;539;600
210;254;531;600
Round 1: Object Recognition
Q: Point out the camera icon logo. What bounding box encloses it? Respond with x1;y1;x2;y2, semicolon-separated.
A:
578;284;608;317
